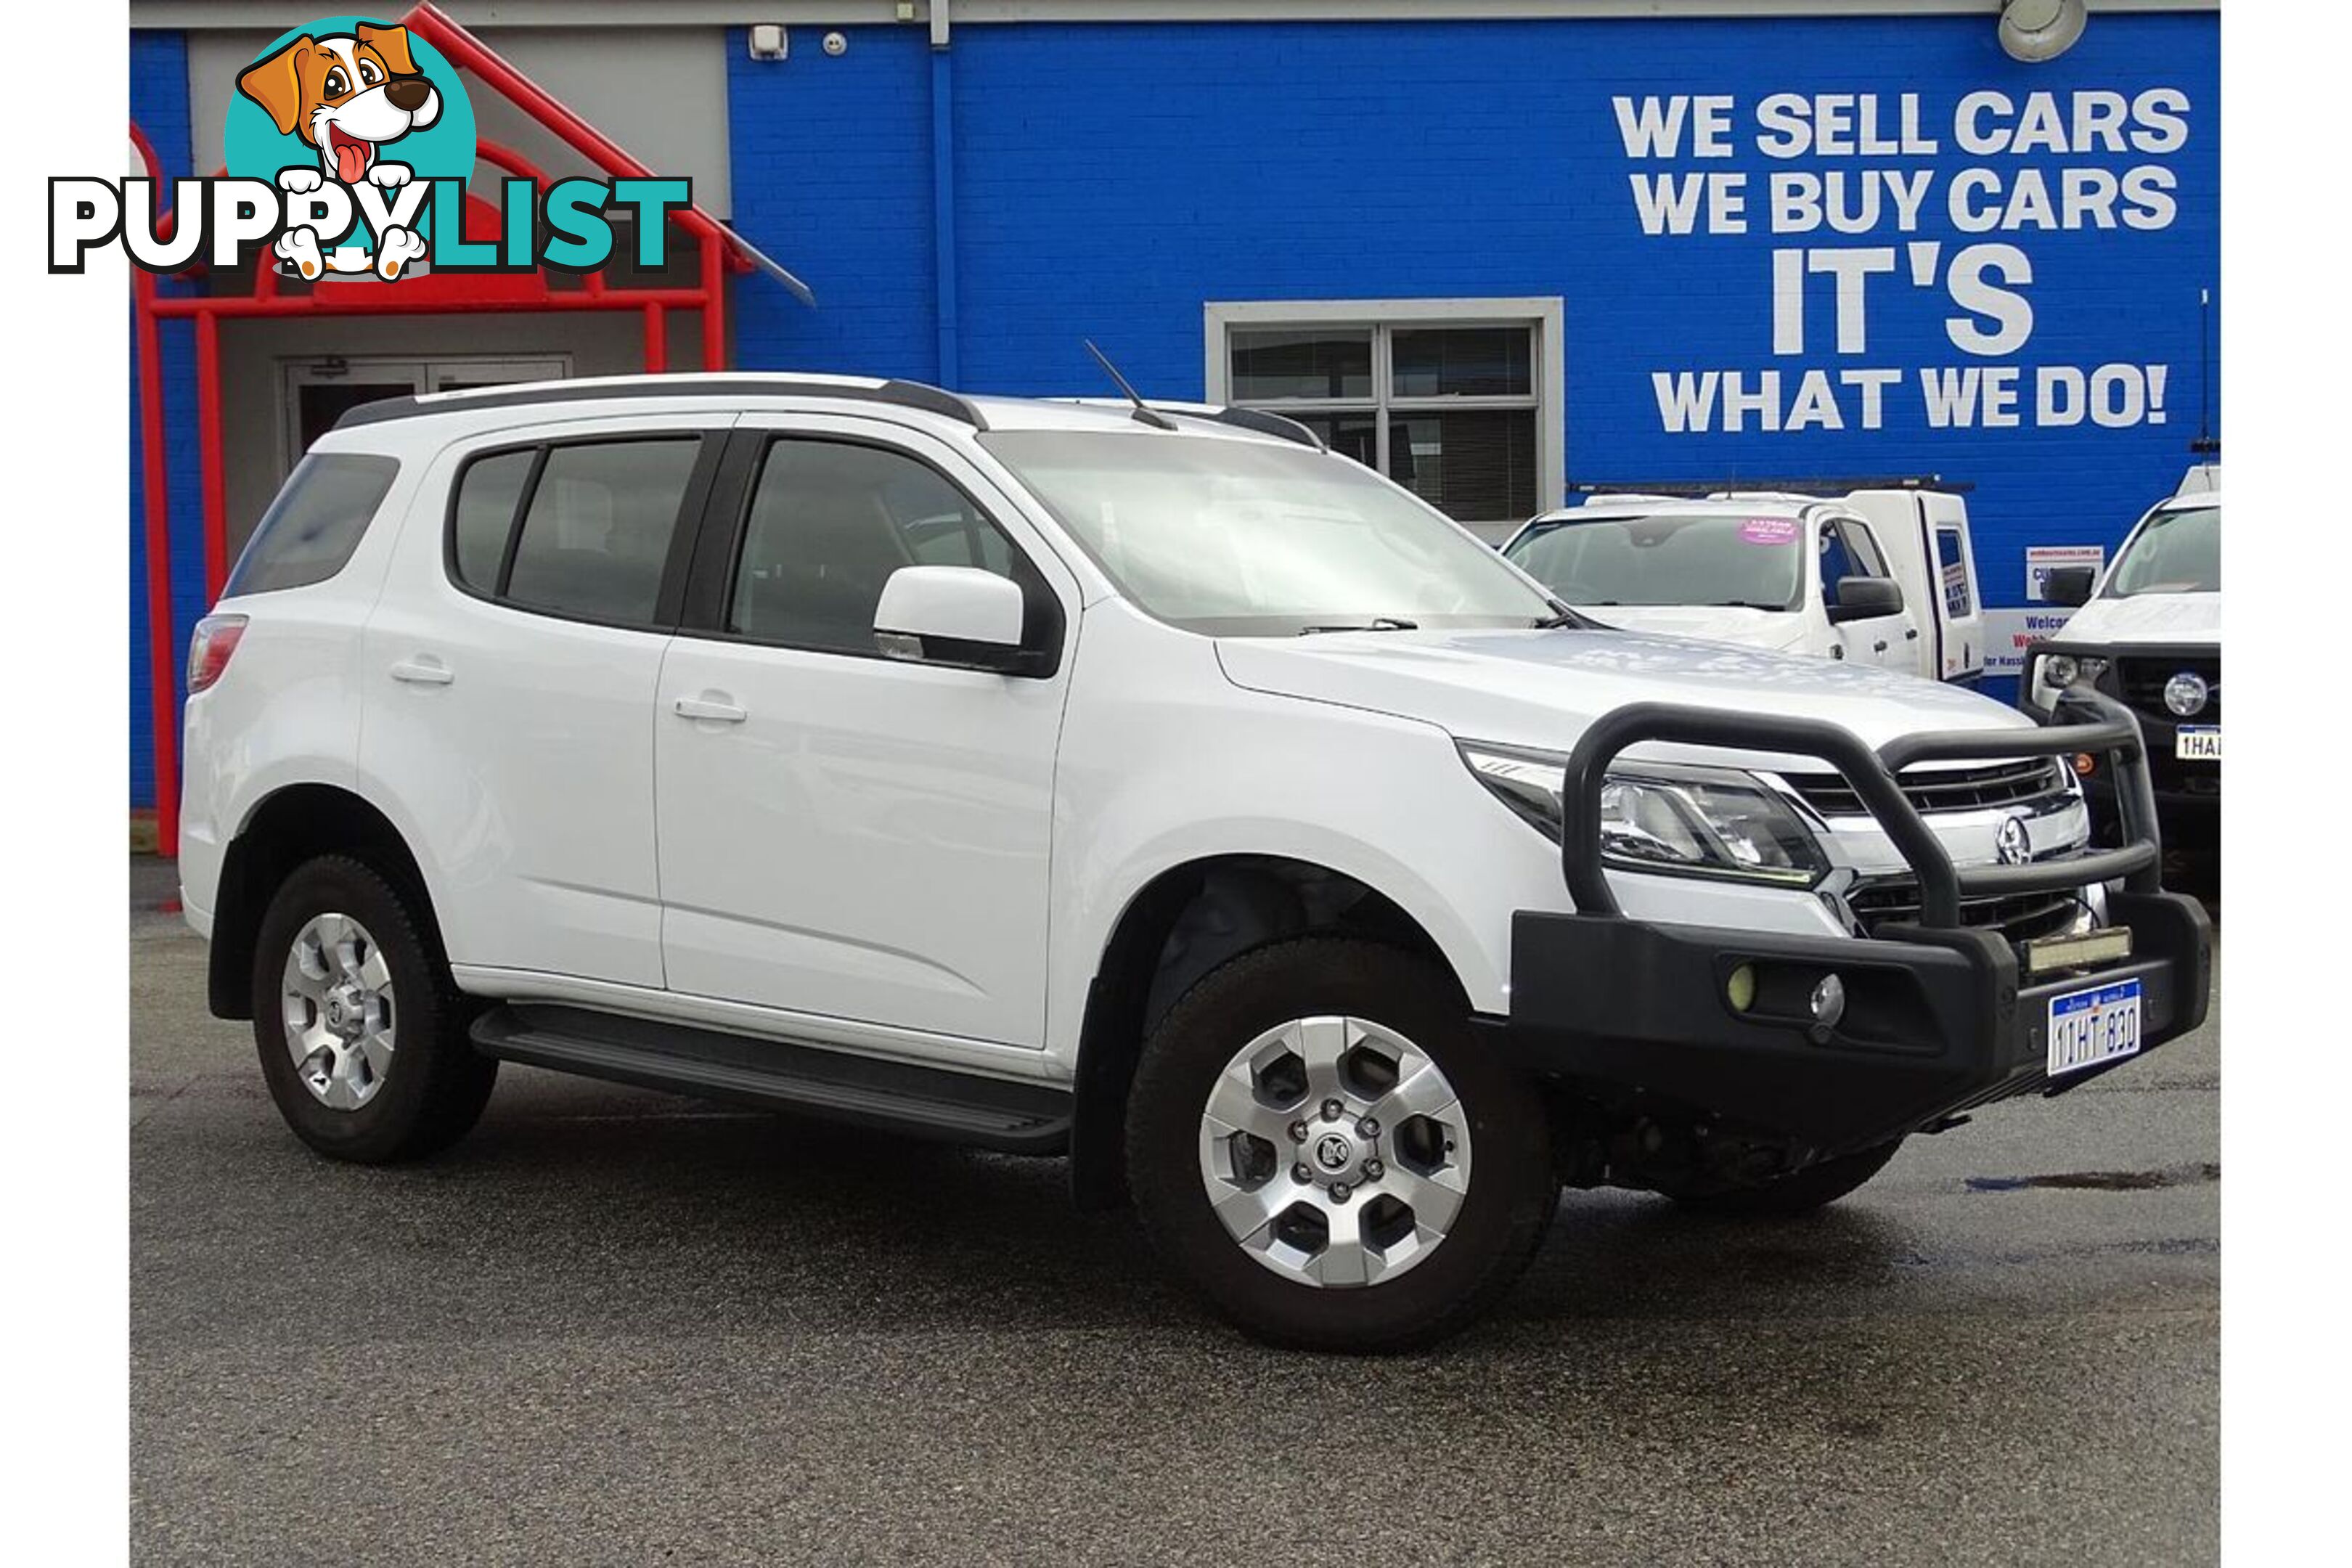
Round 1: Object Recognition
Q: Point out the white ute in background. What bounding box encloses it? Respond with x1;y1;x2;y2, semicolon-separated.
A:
1501;483;1988;685
2019;466;2220;854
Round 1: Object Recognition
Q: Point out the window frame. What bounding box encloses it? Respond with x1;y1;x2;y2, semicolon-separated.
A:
1204;297;1567;530
441;430;724;634
674;428;1068;679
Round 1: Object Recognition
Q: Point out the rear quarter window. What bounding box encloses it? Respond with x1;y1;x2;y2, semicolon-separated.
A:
226;453;400;596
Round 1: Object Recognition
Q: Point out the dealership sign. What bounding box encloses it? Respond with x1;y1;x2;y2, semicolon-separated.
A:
2025;544;2106;600
1982;606;2077;679
52;15;690;280
1613;87;2197;436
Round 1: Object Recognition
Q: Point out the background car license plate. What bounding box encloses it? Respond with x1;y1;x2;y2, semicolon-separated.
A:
2048;977;2143;1076
2175;726;2220;761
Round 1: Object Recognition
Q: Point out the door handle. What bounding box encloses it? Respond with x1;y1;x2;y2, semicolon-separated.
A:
673;694;748;724
1905;629;1920;641
1873;640;1890;654
389;656;453;686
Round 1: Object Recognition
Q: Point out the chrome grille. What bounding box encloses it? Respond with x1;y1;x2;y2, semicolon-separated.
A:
1847;881;2084;945
1781;758;2069;820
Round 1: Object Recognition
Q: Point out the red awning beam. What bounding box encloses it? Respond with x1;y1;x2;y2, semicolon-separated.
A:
131;1;809;855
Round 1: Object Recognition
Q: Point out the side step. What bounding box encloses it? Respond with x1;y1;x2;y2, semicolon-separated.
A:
470;1003;1072;1154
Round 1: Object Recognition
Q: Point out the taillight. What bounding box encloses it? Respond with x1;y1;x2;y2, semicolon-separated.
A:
186;614;248;695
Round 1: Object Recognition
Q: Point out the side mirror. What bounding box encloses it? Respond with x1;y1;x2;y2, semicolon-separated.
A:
1825;574;1903;624
873;565;1037;674
2042;565;2096;607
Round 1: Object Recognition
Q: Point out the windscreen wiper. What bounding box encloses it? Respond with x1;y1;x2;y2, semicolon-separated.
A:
1532;604;1598;628
1298;617;1419;635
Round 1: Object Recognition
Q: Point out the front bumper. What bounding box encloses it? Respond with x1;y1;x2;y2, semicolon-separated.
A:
1495;887;2209;1154
1490;688;2212;1156
2021;640;2219;846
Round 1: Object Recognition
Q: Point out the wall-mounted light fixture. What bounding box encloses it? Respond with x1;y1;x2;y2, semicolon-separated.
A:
1998;0;2088;62
748;24;788;62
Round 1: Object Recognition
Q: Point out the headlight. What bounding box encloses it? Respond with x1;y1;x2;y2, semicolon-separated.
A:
2028;651;2109;712
1459;743;1829;886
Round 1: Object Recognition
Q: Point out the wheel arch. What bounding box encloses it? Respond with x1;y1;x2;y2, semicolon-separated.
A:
1068;852;1466;1212
206;783;442;1020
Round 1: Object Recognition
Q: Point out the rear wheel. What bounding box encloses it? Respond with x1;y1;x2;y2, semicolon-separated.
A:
1673;1138;1903;1217
1126;938;1556;1352
250;854;496;1163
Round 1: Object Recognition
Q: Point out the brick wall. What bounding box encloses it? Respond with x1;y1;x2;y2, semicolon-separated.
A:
727;9;2220;693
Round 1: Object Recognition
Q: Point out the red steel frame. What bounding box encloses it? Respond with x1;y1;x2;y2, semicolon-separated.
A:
131;3;751;856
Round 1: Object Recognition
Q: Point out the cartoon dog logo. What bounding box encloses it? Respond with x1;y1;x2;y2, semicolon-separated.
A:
237;22;441;280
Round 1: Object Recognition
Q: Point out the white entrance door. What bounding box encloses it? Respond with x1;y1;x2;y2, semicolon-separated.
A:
282;355;571;466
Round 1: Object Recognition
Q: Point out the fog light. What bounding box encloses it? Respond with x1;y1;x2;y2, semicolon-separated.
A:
1727;963;1757;1013
1810;973;1847;1031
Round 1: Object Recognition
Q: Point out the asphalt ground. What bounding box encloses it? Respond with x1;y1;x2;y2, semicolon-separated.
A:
130;857;2218;1567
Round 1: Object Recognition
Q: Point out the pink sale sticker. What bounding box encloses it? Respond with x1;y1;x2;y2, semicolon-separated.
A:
1738;516;1799;545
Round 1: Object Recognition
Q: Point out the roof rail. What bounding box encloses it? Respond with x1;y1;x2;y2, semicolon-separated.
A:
332;375;991;432
1566;475;1972;496
1196;407;1326;451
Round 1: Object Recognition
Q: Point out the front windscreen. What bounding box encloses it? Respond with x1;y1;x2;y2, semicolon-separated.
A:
2105;505;2218;597
979;430;1554;636
1504;511;1803;611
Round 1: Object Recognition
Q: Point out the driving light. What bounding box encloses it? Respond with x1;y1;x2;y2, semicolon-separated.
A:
1810;973;1847;1030
1459;743;1829;887
2028;652;2108;715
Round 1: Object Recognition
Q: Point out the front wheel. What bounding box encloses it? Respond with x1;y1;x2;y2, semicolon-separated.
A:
1126;938;1557;1352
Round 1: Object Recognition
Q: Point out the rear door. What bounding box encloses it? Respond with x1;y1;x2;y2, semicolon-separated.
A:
1923;494;1985;681
358;414;729;987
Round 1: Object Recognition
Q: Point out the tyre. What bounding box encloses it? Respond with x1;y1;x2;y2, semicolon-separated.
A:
250;854;497;1163
1126;937;1557;1352
1673;1138;1903;1218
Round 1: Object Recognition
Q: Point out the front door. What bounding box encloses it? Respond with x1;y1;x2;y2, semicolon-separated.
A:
653;416;1078;1048
1819;515;1912;671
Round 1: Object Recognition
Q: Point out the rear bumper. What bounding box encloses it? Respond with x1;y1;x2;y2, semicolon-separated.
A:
1491;887;2210;1154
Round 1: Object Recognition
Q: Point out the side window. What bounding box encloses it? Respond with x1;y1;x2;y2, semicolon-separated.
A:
1819;518;1885;603
730;439;1029;653
1816;523;1856;600
226;452;399;595
1937;527;1974;617
1837;520;1888;578
449;449;535;592
501;439;701;626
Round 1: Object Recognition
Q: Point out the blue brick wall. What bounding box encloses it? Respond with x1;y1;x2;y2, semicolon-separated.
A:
729;11;2219;699
729;27;943;379
129;28;207;812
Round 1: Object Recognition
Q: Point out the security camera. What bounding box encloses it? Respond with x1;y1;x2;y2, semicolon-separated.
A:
1998;0;2088;62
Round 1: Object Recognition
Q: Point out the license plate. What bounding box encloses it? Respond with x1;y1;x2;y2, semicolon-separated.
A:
2175;727;2220;761
2047;977;2143;1077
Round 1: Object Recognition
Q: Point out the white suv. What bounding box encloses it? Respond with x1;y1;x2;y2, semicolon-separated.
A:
181;375;2209;1351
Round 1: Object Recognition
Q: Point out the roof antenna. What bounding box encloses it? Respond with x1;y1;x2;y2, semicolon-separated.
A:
1084;339;1179;431
2189;286;2219;457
